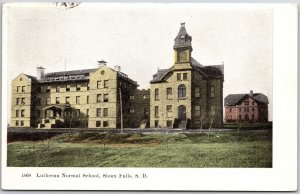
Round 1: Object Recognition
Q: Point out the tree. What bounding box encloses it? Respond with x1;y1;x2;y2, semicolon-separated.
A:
208;106;216;141
198;107;204;133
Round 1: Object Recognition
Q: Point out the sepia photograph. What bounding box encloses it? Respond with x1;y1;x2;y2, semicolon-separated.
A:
1;2;297;191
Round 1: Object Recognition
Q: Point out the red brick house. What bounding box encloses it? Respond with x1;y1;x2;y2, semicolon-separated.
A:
224;90;269;123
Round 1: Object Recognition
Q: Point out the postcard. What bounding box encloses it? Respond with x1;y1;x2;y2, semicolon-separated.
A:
1;2;297;191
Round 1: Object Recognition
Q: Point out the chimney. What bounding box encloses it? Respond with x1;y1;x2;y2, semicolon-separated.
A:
97;59;107;66
36;66;45;80
250;90;253;96
114;65;121;72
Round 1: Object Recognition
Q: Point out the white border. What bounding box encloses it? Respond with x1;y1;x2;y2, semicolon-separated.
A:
1;3;298;191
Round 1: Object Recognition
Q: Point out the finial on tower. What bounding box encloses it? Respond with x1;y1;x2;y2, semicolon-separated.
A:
97;59;107;66
181;22;185;27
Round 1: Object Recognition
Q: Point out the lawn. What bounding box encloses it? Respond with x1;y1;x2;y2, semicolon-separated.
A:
7;130;272;168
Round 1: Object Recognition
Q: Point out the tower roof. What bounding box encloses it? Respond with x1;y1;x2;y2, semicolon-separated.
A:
174;22;192;49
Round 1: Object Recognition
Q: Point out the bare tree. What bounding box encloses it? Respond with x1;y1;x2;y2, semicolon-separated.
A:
208;106;216;141
237;117;243;133
198;108;204;133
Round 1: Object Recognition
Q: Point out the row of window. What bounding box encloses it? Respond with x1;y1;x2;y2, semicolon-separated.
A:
154;86;214;100
16;86;26;93
154;105;201;118
227;114;255;120
35;94;109;106
16;98;25;105
129;94;150;100
15;120;25;126
36;80;110;94
177;73;188;81
15;109;25;117
154;120;173;128
229;107;255;113
96;108;108;117
96;120;109;127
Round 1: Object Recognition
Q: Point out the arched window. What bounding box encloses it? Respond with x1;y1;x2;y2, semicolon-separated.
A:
178;84;186;98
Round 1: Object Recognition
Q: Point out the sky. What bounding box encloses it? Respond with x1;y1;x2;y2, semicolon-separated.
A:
4;3;273;121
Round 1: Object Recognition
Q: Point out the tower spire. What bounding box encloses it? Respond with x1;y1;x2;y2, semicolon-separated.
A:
174;22;192;50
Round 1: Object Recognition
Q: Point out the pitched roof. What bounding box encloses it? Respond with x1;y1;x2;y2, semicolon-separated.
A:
174;23;192;49
150;68;170;83
225;93;269;106
150;58;223;83
24;74;38;82
43;68;96;78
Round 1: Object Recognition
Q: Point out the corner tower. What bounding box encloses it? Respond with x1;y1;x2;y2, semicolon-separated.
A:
174;22;193;64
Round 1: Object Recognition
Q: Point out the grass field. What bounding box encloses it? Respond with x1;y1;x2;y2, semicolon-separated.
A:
7;130;272;168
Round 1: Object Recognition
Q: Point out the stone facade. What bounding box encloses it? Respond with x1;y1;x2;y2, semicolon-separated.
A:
10;23;224;130
149;23;224;129
10;63;140;129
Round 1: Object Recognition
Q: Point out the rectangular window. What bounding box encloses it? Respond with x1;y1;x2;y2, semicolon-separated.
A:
16;110;19;117
252;108;255;112
104;80;108;88
167;88;172;99
87;95;89;103
66;97;70;104
195;106;201;117
96;121;101;127
21;98;25;105
46;86;51;93
97;94;102;102
46;97;51;105
103;121;109;127
177;73;181;80
195;87;200;97
66;85;70;92
36;98;41;105
183;73;188;80
96;108;101;117
154;120;159;128
244;101;249;106
86;109;89;116
103;94;109;102
87;83;90;90
20;120;24;126
143;94;150;99
37;110;41;117
129;109;135;114
252;102;255;105
17;86;20;93
229;108;232;112
103;108;108;117
76;109;80;117
167;120;172;128
210;86;215;98
166;105;172;117
155;106;159;118
155;89;159;100
22;86;25;93
16;120;19;126
56;85;60;92
97;81;101;89
130;95;135;100
76;96;80;104
21;110;25;117
76;84;81;91
239;108;241;112
56;97;60;104
16;98;19;105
